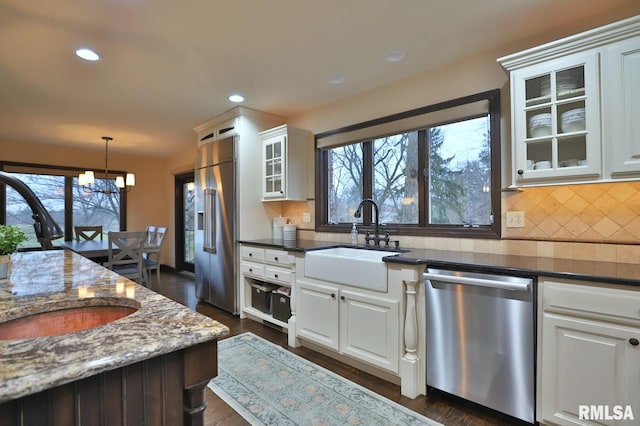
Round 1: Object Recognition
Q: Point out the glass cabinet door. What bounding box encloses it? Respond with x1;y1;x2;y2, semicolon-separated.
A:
263;135;286;198
513;51;601;184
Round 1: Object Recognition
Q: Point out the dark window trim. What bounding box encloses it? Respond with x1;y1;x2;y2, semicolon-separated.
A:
315;89;501;239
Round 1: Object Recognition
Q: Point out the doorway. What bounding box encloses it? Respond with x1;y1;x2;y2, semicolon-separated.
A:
175;172;195;273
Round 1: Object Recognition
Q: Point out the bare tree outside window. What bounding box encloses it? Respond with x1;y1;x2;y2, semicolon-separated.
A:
2;170;123;246
73;176;121;233
183;182;195;264
373;132;419;224
5;174;65;247
328;144;363;223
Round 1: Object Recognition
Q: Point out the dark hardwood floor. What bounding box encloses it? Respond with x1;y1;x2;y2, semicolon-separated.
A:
152;271;525;426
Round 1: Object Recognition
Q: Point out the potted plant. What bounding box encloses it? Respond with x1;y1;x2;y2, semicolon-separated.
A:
0;224;28;281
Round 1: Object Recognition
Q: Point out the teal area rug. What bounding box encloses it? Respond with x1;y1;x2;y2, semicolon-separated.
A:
208;332;442;426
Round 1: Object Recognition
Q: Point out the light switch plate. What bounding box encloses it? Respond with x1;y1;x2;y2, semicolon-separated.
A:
302;212;311;223
506;211;525;228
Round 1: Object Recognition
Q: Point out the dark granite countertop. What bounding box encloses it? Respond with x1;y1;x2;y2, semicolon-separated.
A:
0;250;229;403
240;239;640;287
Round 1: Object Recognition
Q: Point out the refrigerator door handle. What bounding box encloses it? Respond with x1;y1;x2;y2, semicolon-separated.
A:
203;188;216;253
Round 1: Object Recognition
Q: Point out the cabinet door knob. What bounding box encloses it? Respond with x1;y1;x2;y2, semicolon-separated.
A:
274;257;279;261
517;169;524;175
249;253;253;257
331;293;336;299
274;274;279;279
630;338;639;346
249;268;253;272
340;295;345;301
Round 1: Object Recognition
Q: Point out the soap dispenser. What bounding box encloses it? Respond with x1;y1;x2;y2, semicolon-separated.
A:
351;223;358;244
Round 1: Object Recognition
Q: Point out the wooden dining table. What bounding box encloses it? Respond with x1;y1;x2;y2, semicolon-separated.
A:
58;239;114;259
59;238;159;260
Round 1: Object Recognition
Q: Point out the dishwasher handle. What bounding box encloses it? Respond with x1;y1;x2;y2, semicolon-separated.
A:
424;271;531;292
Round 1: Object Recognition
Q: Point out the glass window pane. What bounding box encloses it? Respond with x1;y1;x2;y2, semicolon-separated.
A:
428;116;492;225
5;173;65;248
73;176;120;233
372;132;419;224
4;174;63;242
183;182;195;264
327;144;363;224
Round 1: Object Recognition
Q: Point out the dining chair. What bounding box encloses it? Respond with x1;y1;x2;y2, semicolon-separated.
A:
143;226;167;285
105;231;147;285
74;226;103;241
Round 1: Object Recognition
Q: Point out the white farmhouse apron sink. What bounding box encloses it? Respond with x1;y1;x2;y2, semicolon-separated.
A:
304;247;398;292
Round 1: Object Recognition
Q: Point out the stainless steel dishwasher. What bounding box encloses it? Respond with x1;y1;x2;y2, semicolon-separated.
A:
424;268;535;424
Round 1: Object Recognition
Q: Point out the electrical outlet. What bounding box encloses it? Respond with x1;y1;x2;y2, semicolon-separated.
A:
302;212;311;223
506;211;525;228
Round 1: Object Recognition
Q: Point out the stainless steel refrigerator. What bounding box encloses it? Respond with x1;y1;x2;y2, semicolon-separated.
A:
194;136;237;314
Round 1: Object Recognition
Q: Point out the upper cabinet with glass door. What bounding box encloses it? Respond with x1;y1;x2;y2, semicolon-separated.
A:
510;53;601;185
499;15;640;187
260;124;314;201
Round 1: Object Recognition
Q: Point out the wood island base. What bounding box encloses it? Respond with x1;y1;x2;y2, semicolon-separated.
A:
0;340;218;426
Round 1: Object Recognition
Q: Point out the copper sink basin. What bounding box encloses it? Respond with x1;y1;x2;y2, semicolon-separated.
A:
0;298;140;340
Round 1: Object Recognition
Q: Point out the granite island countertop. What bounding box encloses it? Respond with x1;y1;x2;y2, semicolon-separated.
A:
0;250;229;403
240;238;640;287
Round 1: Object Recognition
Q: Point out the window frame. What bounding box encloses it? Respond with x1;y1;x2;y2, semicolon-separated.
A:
0;161;129;242
315;89;501;239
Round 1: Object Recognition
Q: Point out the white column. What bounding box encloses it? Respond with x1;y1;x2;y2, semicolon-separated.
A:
288;256;301;347
400;278;422;398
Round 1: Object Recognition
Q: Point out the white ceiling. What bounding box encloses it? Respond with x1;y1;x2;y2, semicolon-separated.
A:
1;0;637;158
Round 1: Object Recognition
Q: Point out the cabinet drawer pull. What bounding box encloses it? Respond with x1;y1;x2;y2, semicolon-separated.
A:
630;338;639;346
331;293;336;299
249;268;253;272
274;274;279;279
274;256;279;261
249;253;253;257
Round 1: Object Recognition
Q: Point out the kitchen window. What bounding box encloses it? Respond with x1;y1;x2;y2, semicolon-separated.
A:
0;162;128;248
316;89;501;238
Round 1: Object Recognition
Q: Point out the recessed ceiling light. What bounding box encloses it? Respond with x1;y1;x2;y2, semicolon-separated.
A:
75;48;100;61
385;50;407;63
229;94;244;103
328;74;345;85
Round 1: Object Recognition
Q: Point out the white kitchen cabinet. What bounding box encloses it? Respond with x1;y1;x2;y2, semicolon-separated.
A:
259;124;313;201
296;280;340;350
499;15;640;187
538;278;640;425
239;244;295;328
508;52;601;185
296;278;400;374
195;116;239;147
603;35;640;177
339;288;399;372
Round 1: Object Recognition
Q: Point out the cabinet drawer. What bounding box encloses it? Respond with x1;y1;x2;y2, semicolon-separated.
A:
265;266;292;285
241;261;265;278
543;279;640;324
265;249;294;266
241;246;265;262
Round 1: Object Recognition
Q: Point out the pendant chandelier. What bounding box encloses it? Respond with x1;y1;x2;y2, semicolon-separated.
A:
78;136;135;194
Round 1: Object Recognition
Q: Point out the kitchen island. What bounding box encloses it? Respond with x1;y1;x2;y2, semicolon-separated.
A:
0;250;228;425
